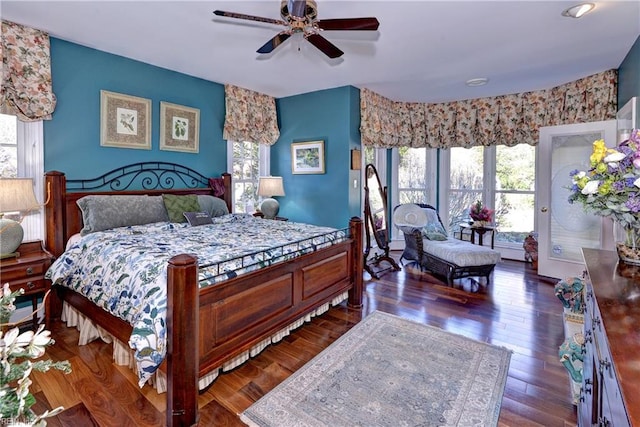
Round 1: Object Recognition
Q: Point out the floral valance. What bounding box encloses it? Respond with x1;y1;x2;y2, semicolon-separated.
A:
361;69;617;149
223;84;280;145
1;20;56;122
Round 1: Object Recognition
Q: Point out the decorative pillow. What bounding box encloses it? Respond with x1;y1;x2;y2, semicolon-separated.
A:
422;228;448;241
422;208;448;240
162;194;201;223
77;195;169;235
197;195;229;218
183;211;214;226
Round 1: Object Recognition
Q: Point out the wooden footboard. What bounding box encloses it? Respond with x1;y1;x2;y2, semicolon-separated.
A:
44;166;363;427
167;218;362;426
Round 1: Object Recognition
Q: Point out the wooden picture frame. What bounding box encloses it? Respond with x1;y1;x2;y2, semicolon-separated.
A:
160;101;200;153
351;149;361;170
100;90;151;150
291;140;325;174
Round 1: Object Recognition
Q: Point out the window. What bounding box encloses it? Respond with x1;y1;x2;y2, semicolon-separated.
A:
227;140;270;213
0;113;45;241
440;144;536;252
0;114;17;177
395;147;438;205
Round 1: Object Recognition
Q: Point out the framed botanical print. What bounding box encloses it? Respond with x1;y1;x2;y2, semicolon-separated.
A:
160;101;200;153
291;140;325;174
100;90;151;150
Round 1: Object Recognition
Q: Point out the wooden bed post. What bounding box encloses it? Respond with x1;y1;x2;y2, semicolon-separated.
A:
44;171;67;257
166;254;199;427
348;217;364;308
221;172;232;213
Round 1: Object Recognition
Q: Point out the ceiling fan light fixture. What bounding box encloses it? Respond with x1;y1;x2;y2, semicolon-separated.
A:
465;78;489;87
561;3;595;18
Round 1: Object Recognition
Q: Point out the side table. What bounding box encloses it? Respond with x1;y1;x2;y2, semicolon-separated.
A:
0;241;54;330
459;223;496;249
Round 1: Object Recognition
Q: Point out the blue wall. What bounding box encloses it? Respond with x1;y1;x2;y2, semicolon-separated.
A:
45;38;227;179
273;86;360;228
618;35;640;107
44;37;358;227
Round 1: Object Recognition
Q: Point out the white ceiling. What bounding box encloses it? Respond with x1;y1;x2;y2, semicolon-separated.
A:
2;1;639;103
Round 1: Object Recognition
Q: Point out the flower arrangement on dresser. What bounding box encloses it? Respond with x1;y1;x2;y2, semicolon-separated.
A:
568;129;640;264
0;283;71;426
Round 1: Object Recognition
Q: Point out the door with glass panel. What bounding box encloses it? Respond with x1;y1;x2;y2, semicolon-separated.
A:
537;120;617;279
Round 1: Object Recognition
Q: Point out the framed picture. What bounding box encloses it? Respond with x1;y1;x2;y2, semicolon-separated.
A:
160;101;200;153
100;90;151;150
291;140;325;174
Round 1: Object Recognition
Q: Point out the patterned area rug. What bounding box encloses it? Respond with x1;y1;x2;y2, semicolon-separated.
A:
241;311;511;427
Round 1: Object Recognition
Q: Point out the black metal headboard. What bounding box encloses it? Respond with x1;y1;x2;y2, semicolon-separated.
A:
66;162;211;191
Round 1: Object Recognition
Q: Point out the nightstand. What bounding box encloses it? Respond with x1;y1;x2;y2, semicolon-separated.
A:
0;241;54;330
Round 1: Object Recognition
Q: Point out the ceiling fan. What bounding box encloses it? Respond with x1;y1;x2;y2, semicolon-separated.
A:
213;0;379;59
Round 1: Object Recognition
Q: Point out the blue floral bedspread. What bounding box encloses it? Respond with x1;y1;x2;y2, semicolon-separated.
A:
46;214;347;387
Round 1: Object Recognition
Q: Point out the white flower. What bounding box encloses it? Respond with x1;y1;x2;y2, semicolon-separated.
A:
581;180;600;195
634;177;640;188
604;151;625;163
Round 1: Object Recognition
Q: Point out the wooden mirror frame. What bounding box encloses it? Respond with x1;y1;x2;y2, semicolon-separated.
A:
363;163;400;278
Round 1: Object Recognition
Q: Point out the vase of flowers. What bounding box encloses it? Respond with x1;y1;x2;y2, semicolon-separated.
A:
568;129;640;264
0;283;71;426
469;200;493;227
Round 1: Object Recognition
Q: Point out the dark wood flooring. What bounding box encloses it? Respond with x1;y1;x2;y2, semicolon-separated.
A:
31;255;578;426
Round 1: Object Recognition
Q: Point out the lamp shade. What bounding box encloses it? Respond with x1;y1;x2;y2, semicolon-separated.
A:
0;178;39;258
258;176;285;197
0;178;39;213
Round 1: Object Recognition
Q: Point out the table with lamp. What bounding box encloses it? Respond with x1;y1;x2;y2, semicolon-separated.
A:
0;178;54;330
254;176;287;221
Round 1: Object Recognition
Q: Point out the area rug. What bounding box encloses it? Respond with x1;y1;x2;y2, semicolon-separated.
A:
240;311;511;427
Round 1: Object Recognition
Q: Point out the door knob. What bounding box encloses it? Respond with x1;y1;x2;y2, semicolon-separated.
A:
540;207;548;212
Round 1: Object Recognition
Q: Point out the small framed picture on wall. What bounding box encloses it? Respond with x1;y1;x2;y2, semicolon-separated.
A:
160;101;200;153
291;140;325;174
100;90;152;150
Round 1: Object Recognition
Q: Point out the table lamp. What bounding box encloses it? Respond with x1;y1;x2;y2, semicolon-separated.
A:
257;176;285;219
0;178;40;258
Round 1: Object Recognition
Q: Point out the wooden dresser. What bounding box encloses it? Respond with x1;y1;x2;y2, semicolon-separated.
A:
581;248;640;426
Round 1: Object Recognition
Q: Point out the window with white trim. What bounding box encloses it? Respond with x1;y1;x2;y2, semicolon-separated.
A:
0;114;45;241
227;140;270;213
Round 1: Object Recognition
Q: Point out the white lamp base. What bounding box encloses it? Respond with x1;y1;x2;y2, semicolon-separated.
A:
260;198;280;219
0;218;23;258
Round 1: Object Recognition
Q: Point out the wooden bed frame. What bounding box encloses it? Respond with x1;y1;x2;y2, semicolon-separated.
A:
43;163;363;426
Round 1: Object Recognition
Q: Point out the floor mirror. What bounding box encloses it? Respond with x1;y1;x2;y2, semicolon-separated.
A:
363;163;400;278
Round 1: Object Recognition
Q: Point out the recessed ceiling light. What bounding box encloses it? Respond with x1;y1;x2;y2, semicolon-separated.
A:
562;3;595;18
465;78;489;87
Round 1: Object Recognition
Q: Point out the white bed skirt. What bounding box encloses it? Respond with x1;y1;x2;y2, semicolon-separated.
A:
61;291;349;393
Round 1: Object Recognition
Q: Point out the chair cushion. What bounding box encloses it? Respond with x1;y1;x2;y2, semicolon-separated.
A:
422;238;500;267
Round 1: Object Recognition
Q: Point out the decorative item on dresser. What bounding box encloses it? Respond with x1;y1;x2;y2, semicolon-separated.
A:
43;162;363;427
0;241;54;329
580;248;638;426
569;129;640;265
257;176;285;219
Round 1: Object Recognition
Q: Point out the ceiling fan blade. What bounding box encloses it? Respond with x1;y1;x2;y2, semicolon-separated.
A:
213;10;287;27
257;32;292;54
305;33;344;59
288;0;307;19
316;17;380;31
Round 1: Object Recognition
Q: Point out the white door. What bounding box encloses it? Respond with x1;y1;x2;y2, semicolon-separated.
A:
537;120;617;279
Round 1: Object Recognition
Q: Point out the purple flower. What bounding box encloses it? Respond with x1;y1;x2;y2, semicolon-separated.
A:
613;180;626;192
625;196;640;213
